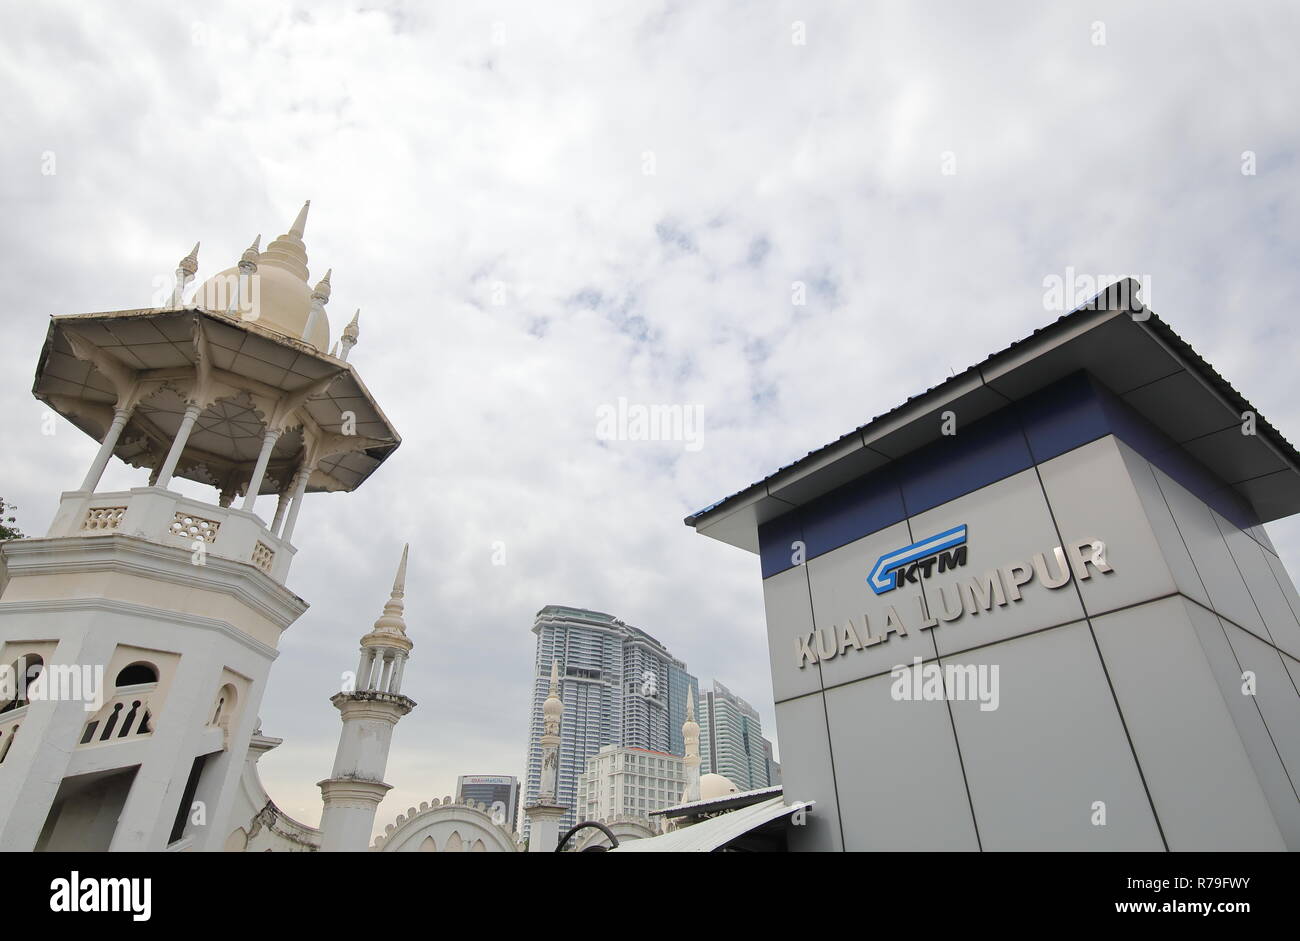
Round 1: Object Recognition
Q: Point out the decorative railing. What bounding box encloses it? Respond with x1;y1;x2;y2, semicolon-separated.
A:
81;506;127;532
48;488;297;583
170;512;221;543
0;704;26;764
79;684;156;747
251;541;274;574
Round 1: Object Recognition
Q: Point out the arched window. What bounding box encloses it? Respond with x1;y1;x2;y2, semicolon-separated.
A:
211;683;238;726
115;662;158;687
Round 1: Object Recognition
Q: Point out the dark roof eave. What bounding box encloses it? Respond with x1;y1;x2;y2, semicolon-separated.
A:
686;280;1300;541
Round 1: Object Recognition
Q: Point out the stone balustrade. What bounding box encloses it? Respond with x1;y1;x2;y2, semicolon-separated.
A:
47;487;297;583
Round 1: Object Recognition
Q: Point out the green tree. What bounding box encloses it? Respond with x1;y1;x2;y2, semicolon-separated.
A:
0;498;24;540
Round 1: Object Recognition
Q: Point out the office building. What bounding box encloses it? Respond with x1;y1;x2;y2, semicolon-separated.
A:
522;605;698;839
456;775;519;831
699;680;776;792
576;745;684;822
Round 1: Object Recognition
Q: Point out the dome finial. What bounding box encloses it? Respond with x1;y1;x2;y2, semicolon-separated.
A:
240;234;261;267
312;268;332;303
339;308;360;361
171;242;200;306
290;200;311;238
179;242;200;275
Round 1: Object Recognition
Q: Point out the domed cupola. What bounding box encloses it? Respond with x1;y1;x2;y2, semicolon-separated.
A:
191;200;331;350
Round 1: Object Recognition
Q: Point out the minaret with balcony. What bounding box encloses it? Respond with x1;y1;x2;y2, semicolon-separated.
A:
0;202;401;851
523;660;567;852
317;545;416;852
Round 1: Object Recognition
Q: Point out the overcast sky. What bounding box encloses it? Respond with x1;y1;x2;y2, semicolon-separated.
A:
3;0;1299;831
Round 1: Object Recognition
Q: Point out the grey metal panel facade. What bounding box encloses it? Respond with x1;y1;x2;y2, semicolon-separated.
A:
763;432;1300;850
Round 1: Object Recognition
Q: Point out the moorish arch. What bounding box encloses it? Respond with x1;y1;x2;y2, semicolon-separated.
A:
371;798;522;853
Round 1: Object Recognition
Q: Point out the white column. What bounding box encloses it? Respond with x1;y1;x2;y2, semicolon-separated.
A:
354;648;372;689
388;654;406;694
79;406;133;492
241;427;282;513
155;402;202;489
279;463;314;543
270;490;291;532
378;654;394;692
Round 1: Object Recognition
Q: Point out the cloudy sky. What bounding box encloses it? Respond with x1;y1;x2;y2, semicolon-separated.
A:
3;0;1299;829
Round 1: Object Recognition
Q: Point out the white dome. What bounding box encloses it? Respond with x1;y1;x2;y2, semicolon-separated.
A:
191;202;331;351
699;773;737;800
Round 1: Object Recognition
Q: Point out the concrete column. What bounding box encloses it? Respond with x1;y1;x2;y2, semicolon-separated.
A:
388;655;406;694
279;464;313;543
525;804;565;853
155;402;203;489
79;406;133;492
378;655;394;692
317;694;412;852
241;427;283;514
318;780;390;852
354;648;372;690
270;489;292;533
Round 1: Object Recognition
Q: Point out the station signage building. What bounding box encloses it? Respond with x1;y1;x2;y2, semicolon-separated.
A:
687;281;1300;851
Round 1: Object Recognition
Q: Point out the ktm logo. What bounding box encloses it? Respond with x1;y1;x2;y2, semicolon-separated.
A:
867;525;968;595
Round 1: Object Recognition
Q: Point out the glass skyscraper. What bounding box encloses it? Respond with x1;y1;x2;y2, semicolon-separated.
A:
699;679;777;793
522;605;698;840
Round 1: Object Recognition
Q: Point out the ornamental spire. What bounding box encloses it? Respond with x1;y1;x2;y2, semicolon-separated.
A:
240;234;261;268
361;544;412;650
339;309;360;362
290;199;310;238
171;243;199;307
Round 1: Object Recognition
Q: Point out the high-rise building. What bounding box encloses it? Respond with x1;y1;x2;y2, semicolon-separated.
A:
455;774;519;830
522;605;698;839
576;745;684;822
699;680;776;792
763;738;782;786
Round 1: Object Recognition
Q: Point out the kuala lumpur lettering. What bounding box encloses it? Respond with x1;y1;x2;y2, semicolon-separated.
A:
795;537;1111;668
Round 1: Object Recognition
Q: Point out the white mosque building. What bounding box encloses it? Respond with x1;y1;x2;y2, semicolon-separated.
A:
0;203;798;853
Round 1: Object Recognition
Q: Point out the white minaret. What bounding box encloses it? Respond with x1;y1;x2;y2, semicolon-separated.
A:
683;685;701;803
524;659;566;852
318;545;417;852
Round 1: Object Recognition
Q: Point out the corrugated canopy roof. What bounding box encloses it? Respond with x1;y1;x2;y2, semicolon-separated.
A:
611;795;811;852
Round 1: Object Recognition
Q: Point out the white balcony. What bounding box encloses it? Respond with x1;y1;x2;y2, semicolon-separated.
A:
46;487;297;584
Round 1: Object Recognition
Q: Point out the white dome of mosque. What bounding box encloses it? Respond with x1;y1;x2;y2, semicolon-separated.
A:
191;200;332;350
699;773;738;801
